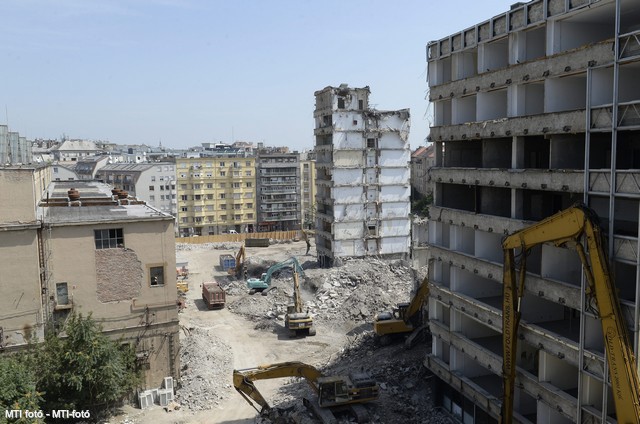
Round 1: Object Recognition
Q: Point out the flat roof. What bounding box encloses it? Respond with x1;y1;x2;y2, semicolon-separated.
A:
39;180;173;225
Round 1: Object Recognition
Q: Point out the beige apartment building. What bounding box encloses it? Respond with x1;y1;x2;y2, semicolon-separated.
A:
426;0;640;423
0;166;179;388
176;157;257;236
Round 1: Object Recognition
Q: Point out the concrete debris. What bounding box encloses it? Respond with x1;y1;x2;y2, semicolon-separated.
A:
226;258;420;325
175;324;233;411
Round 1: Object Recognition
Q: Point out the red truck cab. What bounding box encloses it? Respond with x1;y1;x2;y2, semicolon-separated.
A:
202;281;226;309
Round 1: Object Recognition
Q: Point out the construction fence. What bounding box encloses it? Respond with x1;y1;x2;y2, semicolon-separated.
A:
176;230;302;245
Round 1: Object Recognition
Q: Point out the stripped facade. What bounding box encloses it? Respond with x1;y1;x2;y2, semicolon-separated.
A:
425;0;640;423
313;85;411;267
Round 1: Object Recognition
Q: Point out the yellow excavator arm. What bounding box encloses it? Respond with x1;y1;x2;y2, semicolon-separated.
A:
405;276;430;321
501;204;640;423
233;361;322;413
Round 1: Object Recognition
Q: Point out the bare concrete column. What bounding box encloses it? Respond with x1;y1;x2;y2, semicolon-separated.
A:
512;136;525;169
512;136;525;219
435;141;443;167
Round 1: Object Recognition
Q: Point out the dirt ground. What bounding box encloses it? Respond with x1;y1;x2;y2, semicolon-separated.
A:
108;239;446;424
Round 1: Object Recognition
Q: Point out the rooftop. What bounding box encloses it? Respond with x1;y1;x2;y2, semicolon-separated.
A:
39;180;172;225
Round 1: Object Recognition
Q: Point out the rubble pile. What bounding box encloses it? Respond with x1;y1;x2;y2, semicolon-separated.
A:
175;324;234;410
226;258;421;326
258;333;448;424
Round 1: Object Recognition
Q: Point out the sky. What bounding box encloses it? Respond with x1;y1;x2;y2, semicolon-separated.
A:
0;0;511;152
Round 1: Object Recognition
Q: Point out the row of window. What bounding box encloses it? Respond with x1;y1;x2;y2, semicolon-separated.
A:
149;185;175;191
180;182;252;190
179;170;252;178
181;214;252;223
180;161;252;168
179;193;253;201
148;195;174;202
181;203;253;212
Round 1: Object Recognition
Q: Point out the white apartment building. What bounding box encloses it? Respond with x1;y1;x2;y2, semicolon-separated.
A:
314;85;411;267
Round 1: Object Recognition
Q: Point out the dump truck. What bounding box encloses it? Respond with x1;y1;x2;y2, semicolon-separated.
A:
202;281;225;309
233;361;379;423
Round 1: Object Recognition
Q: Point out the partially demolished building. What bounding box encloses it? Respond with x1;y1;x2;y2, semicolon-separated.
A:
313;85;411;267
425;0;640;423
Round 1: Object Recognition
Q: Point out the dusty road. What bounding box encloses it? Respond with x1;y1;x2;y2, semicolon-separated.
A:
111;241;356;424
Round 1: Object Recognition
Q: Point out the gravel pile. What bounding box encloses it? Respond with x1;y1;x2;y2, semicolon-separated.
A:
176;242;242;251
175;323;234;410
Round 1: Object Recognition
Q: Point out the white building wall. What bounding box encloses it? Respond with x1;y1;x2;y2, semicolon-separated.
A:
332;186;364;206
333;132;365;149
379;168;410;185
379;185;411;202
379;149;411;168
333;151;365;168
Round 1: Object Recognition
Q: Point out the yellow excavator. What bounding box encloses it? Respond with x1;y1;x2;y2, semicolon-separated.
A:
285;265;316;337
501;203;640;424
230;244;246;278
233;361;379;423
373;276;430;348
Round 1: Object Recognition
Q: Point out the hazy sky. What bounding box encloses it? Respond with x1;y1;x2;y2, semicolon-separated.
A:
1;0;510;151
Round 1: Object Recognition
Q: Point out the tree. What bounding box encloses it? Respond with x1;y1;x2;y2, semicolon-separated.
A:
0;353;44;424
36;313;141;415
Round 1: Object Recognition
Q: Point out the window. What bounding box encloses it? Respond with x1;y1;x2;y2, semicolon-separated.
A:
245;171;251;176
245;182;252;188
220;183;226;188
165;185;170;190
206;194;214;200
195;217;202;223
367;138;377;148
246;203;253;208
193;184;201;189
220;205;227;210
245;161;251;166
159;176;164;181
151;176;156;182
181;207;188;212
233;162;240;168
149;185;154;191
247;213;253;219
338;98;345;108
94;228;124;249
181;217;188;223
181;195;188;201
160;195;165;200
235;214;241;220
149;195;155;201
206;183;213;189
149;266;164;287
359;99;364;109
233;182;241;188
220;215;227;220
219;162;225;167
180;184;187;190
234;204;241;210
195;195;202;200
233;171;241;177
220;193;226;199
160;185;164;191
353;120;358;125
220;171;226;176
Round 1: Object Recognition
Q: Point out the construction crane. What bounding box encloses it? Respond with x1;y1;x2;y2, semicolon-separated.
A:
233;361;379;423
285;265;315;337
500;203;640;424
373;276;430;348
